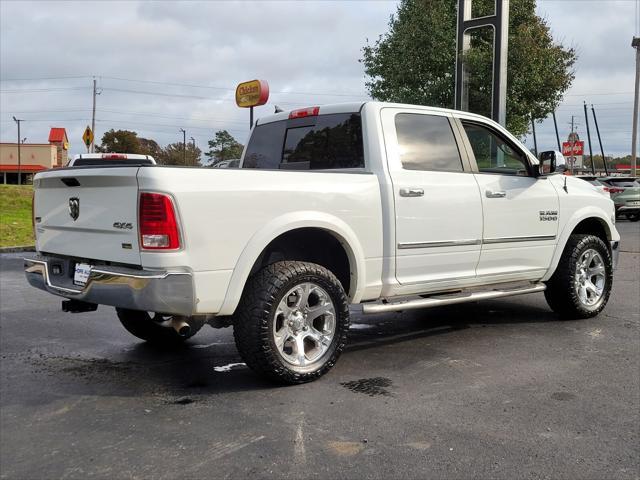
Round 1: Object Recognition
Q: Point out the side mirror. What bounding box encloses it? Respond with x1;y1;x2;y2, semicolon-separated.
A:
538;151;557;176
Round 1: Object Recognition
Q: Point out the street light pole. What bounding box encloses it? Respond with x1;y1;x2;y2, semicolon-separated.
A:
631;37;640;176
12;116;23;185
179;128;186;165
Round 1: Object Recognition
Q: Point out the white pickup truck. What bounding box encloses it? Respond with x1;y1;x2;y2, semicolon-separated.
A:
25;102;619;384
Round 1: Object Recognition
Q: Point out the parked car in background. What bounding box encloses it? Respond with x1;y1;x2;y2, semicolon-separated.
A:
599;177;638;197
576;176;610;198
611;183;640;221
67;153;156;167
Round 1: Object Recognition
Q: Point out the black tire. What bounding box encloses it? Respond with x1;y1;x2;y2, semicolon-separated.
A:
233;261;350;384
116;308;203;345
625;212;640;222
544;234;613;319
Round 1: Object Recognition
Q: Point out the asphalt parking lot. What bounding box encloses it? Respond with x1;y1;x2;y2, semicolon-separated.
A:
1;222;638;480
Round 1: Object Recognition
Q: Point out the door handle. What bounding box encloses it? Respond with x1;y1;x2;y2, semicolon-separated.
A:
485;190;506;198
400;188;424;197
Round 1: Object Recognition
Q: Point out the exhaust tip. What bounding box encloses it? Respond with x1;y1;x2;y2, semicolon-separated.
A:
170;318;191;337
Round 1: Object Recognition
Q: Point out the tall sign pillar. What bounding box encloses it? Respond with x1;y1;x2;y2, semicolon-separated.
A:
454;0;509;126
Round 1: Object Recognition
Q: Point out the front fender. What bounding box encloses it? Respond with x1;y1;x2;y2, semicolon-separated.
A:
541;206;618;282
216;211;367;315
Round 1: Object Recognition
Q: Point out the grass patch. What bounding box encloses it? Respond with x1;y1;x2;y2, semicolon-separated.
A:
0;185;34;247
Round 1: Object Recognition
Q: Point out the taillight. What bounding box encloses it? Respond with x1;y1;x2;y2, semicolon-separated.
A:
289;106;320;119
139;192;180;250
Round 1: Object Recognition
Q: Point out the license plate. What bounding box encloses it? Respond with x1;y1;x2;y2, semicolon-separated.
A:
73;263;93;286
628;201;640;206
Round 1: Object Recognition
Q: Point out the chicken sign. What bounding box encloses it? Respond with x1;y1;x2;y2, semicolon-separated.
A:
562;141;584;157
236;79;269;128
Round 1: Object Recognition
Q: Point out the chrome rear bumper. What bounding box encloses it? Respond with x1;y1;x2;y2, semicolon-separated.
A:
24;255;195;316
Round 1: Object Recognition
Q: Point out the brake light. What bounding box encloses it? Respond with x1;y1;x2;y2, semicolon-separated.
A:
289;106;320;119
102;154;127;159
139;192;180;250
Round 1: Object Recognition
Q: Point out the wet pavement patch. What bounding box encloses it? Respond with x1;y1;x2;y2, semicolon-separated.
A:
340;377;393;397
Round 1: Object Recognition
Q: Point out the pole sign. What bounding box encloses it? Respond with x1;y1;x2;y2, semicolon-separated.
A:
82;126;94;149
235;80;269;108
562;141;584;156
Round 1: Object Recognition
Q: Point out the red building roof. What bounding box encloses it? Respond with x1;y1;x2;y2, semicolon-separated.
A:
48;128;67;143
0;164;48;172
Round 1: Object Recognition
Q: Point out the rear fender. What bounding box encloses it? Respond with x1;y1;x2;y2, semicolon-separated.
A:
217;211;366;315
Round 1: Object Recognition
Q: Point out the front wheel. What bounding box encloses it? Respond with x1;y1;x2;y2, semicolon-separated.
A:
544;234;613;319
625;212;640;222
233;261;350;384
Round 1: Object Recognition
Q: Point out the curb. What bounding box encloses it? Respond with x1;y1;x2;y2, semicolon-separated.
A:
0;245;35;253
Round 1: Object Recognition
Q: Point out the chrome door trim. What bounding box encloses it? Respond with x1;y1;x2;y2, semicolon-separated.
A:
398;239;482;249
398;235;555;250
482;235;556;244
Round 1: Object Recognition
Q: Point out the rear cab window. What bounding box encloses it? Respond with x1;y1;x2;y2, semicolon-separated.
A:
242;113;364;170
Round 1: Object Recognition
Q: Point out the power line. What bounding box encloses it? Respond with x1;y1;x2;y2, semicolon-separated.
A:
0;86;91;93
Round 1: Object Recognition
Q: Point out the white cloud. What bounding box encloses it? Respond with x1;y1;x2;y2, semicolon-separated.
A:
0;0;636;157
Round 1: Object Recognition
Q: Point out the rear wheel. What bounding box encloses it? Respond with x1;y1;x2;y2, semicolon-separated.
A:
116;309;204;345
625;212;640;222
233;261;350;384
544;234;613;319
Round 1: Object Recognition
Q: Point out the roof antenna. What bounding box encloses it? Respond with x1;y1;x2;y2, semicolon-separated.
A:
274;105;284;113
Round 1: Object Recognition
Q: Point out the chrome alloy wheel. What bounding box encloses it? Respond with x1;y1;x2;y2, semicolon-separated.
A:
273;282;336;367
574;248;607;307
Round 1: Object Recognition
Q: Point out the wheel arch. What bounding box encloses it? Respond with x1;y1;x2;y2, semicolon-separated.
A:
542;208;617;282
217;212;367;315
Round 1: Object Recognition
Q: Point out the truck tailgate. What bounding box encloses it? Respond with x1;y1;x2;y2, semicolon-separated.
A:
34;167;141;265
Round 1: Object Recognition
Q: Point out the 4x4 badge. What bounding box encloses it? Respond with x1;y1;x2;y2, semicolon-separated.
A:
69;197;80;221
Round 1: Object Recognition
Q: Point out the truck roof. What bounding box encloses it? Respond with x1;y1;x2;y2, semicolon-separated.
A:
256;101;494;126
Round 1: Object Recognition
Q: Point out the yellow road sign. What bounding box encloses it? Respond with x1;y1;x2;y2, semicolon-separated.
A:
82;126;94;147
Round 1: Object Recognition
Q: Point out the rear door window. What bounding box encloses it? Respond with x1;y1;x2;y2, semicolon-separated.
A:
243;113;364;170
394;113;463;172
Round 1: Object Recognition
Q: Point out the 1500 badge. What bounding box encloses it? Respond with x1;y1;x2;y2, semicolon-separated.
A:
539;210;558;221
113;222;133;230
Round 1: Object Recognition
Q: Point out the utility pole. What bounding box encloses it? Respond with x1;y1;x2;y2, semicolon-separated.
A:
591;104;609;176
569;116;577;175
12;116;22;185
180;128;186;165
190;137;196;166
530;115;538;157
631;37;639;176
583;101;595;174
552;111;561;151
91;78;101;153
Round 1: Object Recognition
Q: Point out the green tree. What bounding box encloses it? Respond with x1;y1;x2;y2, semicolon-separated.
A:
205;130;244;164
138;137;162;159
361;0;577;136
157;142;202;166
96;129;140;153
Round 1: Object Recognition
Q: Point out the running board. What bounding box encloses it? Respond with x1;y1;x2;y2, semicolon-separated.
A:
361;283;546;314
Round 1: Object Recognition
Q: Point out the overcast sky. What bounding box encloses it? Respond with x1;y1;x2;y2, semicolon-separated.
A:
0;0;638;159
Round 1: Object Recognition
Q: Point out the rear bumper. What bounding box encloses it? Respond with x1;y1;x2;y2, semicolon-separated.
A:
24;255;195;316
616;205;640;213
